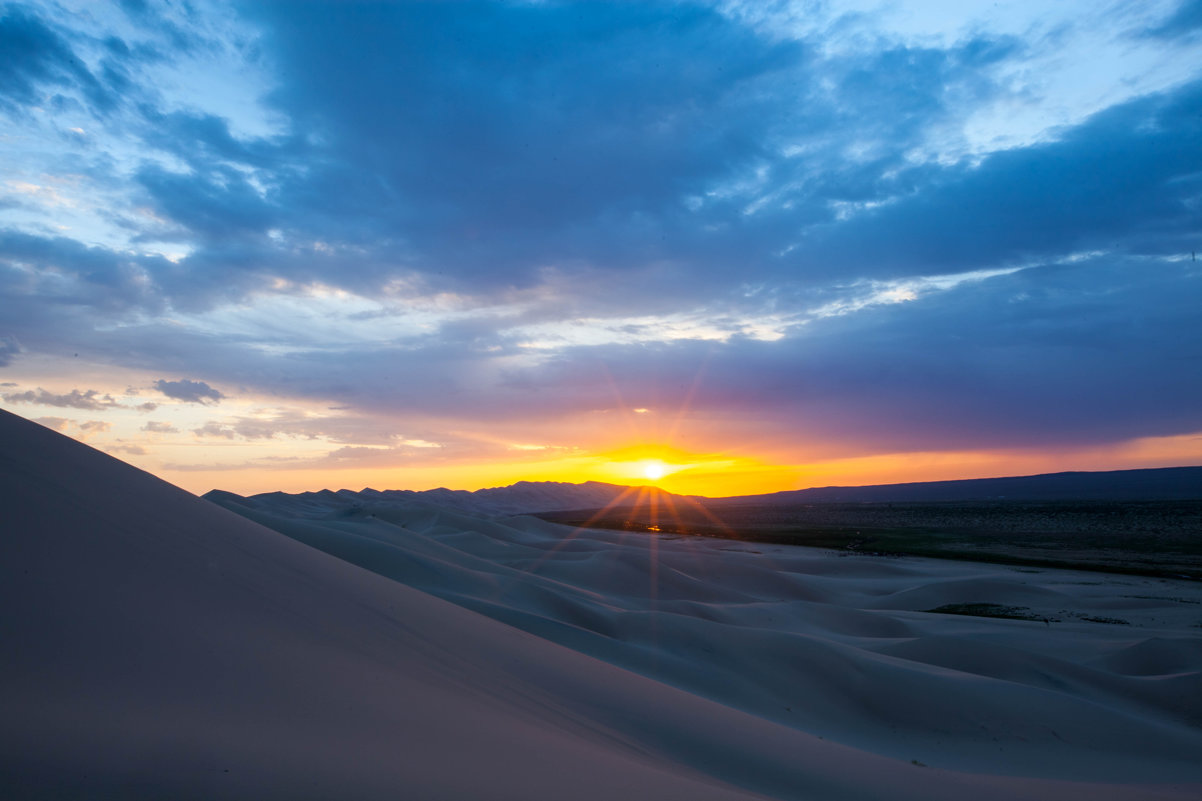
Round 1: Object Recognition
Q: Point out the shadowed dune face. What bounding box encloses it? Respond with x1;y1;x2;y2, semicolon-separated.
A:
3;409;1201;800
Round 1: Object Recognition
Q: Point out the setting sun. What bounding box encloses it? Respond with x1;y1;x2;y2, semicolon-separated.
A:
642;460;667;481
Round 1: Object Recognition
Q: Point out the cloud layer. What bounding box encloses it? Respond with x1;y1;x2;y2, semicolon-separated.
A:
1;0;1200;486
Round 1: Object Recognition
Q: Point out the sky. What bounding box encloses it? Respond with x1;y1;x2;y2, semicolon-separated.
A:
1;0;1200;497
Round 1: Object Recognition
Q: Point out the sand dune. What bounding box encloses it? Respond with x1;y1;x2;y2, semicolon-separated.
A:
3;410;1201;799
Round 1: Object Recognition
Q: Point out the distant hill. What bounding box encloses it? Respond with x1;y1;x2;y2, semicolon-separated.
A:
710;466;1202;505
206;466;1202;518
206;479;687;517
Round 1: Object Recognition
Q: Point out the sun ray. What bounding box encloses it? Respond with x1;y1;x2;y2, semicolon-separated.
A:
521;484;643;576
597;362;643;444
656;492;713;579
674;493;738;539
666;346;714;442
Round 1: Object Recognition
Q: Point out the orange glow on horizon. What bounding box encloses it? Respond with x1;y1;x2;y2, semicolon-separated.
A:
150;428;1202;499
7;357;1200;500
149;440;803;497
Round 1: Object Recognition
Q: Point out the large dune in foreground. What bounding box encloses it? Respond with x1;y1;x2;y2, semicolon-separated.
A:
2;409;1200;800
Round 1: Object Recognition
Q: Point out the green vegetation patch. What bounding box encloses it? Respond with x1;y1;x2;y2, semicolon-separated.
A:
533;499;1202;581
1079;615;1130;625
924;603;1047;621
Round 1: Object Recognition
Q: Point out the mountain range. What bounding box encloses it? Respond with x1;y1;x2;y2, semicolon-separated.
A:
206;465;1202;517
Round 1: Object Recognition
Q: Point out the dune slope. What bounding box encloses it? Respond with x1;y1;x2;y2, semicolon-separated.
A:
214;480;1202;796
1;410;785;800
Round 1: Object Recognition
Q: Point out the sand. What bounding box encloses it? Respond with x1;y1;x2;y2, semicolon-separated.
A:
2;409;1200;800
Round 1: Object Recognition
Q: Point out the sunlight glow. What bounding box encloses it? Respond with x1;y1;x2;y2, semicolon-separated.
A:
642;460;667;481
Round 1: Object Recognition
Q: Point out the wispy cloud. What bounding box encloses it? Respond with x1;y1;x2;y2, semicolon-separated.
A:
3;388;120;410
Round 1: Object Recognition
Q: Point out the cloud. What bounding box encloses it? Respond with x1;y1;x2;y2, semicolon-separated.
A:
192;421;234;439
165;442;449;474
1145;0;1202;38
163;454;307;473
221;2;1027;297
17;255;1193;459
142;420;177;433
1;1;1200;480
2;387;119;410
0;6;119;115
180;410;427;447
29;416;113;438
3;1;1193;324
0;335;19;366
32;416;70;431
135;162;278;244
0;231;172;315
2;3;1196;314
319;445;409;466
154;378;224;404
787;81;1202;280
118;0;150;18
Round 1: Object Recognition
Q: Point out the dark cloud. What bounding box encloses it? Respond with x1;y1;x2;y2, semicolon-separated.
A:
135;163;278;244
295;255;1191;455
1145;0;1202;38
232;3;1021;294
0;5;121;115
72;0;1190;314
142;420;177;433
0;231;171;314
0;336;20;366
0;7;84;105
11;1;1193;309
154;378;224;404
568;257;1202;453
254;2;802;234
788;82;1202;279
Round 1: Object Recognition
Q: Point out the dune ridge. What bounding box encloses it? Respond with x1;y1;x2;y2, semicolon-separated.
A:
3;409;1201;800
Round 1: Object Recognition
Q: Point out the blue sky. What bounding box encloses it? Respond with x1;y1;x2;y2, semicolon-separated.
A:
1;0;1200;495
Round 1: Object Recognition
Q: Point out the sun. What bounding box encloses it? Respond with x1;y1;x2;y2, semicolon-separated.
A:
642;460;667;481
